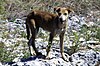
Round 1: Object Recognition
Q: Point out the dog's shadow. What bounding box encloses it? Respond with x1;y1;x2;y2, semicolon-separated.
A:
3;55;46;65
21;55;46;62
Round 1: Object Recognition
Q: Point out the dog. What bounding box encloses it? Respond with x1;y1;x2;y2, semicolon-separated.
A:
26;7;73;61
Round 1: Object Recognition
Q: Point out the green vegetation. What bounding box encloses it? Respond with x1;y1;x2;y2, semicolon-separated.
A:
0;0;100;62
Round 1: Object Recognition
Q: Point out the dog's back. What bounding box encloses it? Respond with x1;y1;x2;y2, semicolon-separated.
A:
26;10;59;39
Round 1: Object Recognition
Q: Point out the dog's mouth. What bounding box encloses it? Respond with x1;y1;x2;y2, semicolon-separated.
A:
59;19;66;24
59;18;66;23
62;20;66;22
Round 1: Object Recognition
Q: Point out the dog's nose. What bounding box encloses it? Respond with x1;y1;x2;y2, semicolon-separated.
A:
60;18;63;22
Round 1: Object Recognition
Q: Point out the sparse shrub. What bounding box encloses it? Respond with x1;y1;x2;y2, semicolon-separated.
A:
0;43;13;62
22;52;30;59
96;27;100;41
80;25;99;41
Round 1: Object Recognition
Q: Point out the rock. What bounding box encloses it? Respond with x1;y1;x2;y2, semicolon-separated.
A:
1;50;100;66
14;18;25;24
70;50;100;66
0;15;100;66
0;62;3;66
86;41;100;45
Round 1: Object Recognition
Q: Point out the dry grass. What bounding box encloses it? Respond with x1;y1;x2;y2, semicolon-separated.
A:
0;0;100;20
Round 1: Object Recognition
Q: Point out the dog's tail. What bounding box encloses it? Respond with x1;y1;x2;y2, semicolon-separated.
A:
26;19;30;40
26;11;35;40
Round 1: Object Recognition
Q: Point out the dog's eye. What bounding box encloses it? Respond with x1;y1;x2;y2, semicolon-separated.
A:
64;13;67;15
58;13;61;15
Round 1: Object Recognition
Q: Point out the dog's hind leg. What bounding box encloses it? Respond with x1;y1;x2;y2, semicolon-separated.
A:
30;19;42;56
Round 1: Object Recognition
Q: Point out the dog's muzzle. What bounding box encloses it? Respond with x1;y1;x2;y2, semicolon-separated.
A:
59;18;66;24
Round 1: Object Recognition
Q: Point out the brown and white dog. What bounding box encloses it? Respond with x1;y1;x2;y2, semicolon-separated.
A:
26;7;73;61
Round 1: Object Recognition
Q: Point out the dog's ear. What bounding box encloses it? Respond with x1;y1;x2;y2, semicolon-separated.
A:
54;7;61;13
66;8;74;14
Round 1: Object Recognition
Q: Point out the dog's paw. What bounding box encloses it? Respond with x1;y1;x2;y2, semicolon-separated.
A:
45;56;51;60
62;53;70;62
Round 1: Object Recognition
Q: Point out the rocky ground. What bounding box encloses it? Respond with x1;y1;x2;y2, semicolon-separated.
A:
1;50;100;66
0;14;100;66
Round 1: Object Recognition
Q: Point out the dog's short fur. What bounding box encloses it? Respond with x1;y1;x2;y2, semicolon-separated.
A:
26;7;73;61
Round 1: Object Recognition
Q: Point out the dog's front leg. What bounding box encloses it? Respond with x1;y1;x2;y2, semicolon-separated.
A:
59;31;69;61
46;33;54;59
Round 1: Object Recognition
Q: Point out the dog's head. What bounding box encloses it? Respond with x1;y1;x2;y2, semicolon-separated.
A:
54;7;73;22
